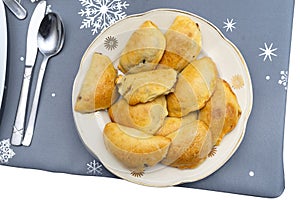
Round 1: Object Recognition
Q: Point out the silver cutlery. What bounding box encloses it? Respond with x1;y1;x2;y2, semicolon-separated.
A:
22;12;65;146
11;0;46;146
3;0;27;20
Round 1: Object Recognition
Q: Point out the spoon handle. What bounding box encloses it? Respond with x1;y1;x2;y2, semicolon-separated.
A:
22;56;49;146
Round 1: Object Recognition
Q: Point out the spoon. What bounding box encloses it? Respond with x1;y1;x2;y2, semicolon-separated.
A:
22;12;65;146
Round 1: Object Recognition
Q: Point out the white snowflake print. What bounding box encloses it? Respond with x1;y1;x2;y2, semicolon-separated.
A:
278;70;288;90
259;43;278;62
78;0;130;35
87;160;103;175
223;18;236;32
46;5;52;14
0;139;15;164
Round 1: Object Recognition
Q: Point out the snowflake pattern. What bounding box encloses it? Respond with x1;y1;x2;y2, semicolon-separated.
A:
278;70;288;90
104;36;118;50
87;160;103;175
131;168;145;178
223;18;236;32
208;146;217;158
259;43;278;62
231;74;244;90
46;5;53;14
0;139;15;164
78;0;130;35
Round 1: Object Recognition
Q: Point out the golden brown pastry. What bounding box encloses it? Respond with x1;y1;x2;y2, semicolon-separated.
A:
108;96;168;135
167;57;219;117
159;15;202;72
199;79;242;145
161;120;213;169
75;53;119;113
155;111;198;137
118;20;166;74
116;68;177;105
103;122;171;169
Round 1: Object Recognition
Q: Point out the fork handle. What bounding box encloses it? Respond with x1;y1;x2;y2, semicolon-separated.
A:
3;0;27;20
11;66;33;146
22;56;49;146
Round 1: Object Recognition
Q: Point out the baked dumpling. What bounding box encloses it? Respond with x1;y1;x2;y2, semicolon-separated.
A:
75;53;119;113
103;122;171;169
108;96;168;135
161;120;213;169
159;16;202;72
167;57;219;117
199;79;242;146
155;111;198;137
118;20;166;74
116;68;177;105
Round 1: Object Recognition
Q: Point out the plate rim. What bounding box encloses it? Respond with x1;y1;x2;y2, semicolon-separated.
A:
72;8;253;187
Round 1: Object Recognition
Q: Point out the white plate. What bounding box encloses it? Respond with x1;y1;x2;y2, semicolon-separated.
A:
0;1;7;111
72;9;253;187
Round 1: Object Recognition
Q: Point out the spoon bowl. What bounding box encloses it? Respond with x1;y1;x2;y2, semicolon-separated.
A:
38;12;65;57
22;12;65;146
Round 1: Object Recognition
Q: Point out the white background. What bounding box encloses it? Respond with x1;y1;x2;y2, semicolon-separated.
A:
1;2;299;200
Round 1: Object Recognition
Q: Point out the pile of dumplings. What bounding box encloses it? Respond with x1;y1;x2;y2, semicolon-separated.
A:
75;16;242;171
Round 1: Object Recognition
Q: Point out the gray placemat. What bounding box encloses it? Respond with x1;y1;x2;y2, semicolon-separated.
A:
0;0;294;198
